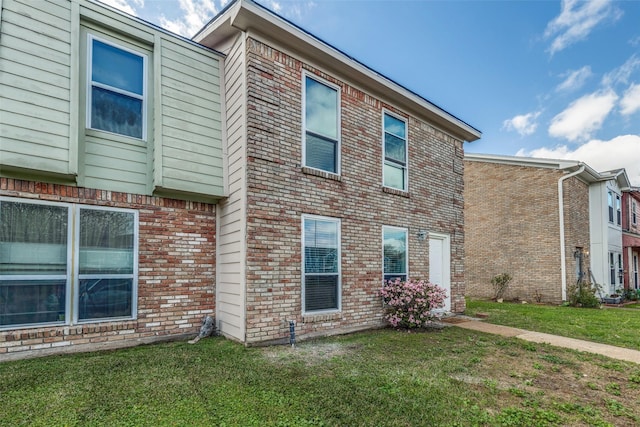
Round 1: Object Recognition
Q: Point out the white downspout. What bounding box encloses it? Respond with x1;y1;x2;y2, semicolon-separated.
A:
558;164;585;301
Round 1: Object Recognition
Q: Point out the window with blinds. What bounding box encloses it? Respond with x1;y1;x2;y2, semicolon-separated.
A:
302;215;341;313
303;74;340;174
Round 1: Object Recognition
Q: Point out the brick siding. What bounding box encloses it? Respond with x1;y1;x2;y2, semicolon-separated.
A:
243;38;466;344
464;161;590;303
0;178;216;358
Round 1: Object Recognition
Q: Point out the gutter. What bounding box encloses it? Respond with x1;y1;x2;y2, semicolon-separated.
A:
558;164;585;301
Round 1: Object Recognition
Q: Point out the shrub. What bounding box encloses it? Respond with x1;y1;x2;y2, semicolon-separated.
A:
567;281;601;308
379;278;447;329
491;273;512;301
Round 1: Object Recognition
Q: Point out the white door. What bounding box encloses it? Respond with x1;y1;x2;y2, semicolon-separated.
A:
429;233;451;312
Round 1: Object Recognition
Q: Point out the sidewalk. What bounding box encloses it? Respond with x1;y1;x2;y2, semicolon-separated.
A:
451;319;640;364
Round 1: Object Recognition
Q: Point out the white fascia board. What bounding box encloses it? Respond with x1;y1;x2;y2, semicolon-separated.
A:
464;153;580;170
194;0;481;142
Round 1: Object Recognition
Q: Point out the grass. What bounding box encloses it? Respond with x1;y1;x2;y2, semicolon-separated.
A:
1;328;640;426
465;299;640;350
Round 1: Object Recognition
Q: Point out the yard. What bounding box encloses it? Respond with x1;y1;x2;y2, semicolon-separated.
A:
1;321;640;426
465;299;640;350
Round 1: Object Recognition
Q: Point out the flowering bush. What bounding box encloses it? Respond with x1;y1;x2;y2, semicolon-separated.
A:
378;278;448;329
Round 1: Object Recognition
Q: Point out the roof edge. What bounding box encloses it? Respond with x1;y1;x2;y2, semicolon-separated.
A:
194;0;481;142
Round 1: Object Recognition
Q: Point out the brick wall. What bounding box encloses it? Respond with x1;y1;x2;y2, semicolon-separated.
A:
464;161;590;303
562;176;591;290
242;38;466;344
0;178;216;358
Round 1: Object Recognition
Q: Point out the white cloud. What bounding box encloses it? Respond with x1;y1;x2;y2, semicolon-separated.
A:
502;111;541;136
556;66;592;92
516;135;640;186
602;54;640;87
159;0;218;38
620;83;640;116
99;0;144;16
548;89;618;141
544;0;622;55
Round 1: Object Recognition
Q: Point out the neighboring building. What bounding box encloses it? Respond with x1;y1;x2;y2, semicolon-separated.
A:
464;154;630;303
0;0;225;358
0;0;480;358
622;187;640;291
589;169;631;296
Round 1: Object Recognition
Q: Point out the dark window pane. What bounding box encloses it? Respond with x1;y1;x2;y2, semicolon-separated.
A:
80;209;134;275
92;39;144;95
91;86;143;139
0;280;65;326
79;278;132;320
304;275;338;311
305;132;337;173
384;274;407;283
0;201;68;275
385;132;406;163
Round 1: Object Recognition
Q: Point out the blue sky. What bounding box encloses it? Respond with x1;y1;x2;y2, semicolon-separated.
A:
103;0;640;185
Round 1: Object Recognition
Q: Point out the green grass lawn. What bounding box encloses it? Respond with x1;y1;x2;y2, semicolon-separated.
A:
465;299;640;350
2;328;640;426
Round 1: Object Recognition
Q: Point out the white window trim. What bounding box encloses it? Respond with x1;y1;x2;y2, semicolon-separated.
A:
74;204;139;324
616;194;622;226
301;214;341;315
301;71;341;175
381;109;409;192
607;190;614;224
382;225;409;282
0;197;73;329
0;197;138;330
632;200;637;225
86;33;148;141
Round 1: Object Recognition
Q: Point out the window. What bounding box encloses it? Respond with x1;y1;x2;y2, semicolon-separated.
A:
303;75;339;174
383;112;408;191
0;198;137;328
302;216;340;313
616;194;622;226
383;226;408;282
88;35;147;139
618;253;623;286
77;208;136;321
610;252;616;286
608;191;614;223
633;200;638;225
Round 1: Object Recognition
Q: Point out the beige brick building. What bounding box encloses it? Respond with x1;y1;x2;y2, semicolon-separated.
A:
465;154;629;304
195;0;480;344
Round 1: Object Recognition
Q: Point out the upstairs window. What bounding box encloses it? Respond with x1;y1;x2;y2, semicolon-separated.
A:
383;226;408;283
88;35;147;140
608;191;614;223
383;112;408;191
616;194;622;226
302;215;341;313
303;75;340;174
633;200;637;225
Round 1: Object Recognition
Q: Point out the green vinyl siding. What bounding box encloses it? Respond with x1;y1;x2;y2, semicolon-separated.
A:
1;0;225;202
155;36;225;199
0;0;72;177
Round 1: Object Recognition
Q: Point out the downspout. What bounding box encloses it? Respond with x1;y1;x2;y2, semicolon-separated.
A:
558;164;585;301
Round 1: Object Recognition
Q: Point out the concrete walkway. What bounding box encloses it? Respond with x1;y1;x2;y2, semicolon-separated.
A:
452;319;640;365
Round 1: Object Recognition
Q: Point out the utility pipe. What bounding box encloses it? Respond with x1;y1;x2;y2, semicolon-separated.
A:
558;164;585;301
